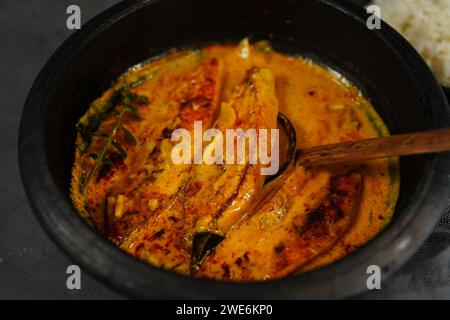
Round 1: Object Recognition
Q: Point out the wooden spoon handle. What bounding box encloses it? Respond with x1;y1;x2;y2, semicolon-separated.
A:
297;128;450;167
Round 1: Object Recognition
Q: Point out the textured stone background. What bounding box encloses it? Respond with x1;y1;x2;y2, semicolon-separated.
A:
0;0;449;299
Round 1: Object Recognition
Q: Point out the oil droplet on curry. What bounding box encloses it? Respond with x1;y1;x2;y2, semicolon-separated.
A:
71;40;399;281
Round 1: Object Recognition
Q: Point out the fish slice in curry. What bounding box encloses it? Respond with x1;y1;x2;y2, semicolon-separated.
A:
120;67;278;273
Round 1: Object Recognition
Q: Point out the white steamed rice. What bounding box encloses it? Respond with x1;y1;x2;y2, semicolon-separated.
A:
373;0;450;86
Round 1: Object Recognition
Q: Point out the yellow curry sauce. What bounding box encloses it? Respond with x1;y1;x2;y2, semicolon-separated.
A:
71;41;399;281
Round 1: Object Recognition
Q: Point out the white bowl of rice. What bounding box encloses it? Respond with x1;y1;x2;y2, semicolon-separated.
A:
373;0;450;87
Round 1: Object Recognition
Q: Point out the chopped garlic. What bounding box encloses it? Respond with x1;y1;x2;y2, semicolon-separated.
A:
148;199;159;211
237;38;250;59
115;194;125;218
327;103;346;111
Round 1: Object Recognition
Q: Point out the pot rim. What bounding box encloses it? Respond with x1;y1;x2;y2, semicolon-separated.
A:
19;0;450;299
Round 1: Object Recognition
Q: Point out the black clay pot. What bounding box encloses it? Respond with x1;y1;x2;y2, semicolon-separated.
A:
19;0;450;299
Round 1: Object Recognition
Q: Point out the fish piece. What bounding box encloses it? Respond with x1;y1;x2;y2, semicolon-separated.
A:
197;168;362;281
71;53;223;243
124;194;191;274
184;68;279;269
121;67;278;273
117;57;223;270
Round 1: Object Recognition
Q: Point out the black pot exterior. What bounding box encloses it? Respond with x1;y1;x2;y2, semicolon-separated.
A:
19;0;450;299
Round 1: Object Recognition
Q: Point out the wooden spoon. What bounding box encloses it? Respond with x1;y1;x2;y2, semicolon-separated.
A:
251;113;450;215
296;126;450;167
274;112;450;172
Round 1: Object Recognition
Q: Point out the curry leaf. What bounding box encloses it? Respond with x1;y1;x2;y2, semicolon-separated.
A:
122;126;137;145
76;91;121;148
122;88;149;104
111;140;128;159
130;77;146;88
93;131;109;138
102;158;114;167
124;102;141;119
133;94;149;104
80;108;129;195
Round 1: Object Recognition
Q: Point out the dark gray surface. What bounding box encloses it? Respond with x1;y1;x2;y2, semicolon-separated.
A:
1;0;449;300
0;0;123;300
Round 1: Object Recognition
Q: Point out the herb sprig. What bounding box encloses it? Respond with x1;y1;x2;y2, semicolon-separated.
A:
79;86;148;195
76;51;202;225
